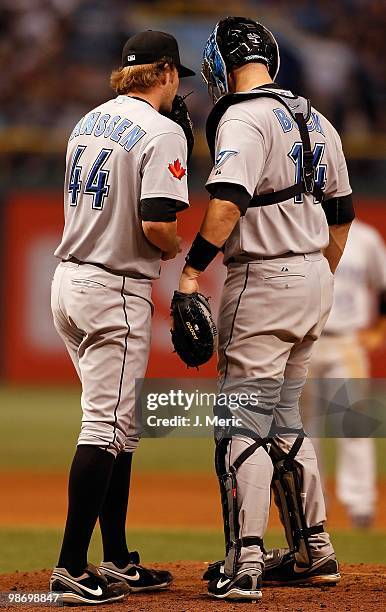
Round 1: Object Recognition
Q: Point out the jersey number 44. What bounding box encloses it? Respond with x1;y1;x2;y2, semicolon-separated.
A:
69;145;112;210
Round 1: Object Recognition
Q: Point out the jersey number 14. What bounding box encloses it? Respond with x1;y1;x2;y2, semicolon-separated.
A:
68;145;112;210
288;142;327;203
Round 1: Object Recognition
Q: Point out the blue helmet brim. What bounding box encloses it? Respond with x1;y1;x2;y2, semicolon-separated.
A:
201;24;229;103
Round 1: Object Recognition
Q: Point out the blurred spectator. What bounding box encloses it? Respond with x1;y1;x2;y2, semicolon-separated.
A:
0;0;385;189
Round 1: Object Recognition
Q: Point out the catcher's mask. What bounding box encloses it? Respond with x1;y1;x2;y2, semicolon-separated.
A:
202;16;280;103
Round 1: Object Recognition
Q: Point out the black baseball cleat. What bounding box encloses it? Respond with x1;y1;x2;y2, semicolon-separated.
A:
202;559;223;581
208;566;262;601
50;563;129;605
202;548;290;581
263;547;293;573
263;549;341;586
100;551;173;592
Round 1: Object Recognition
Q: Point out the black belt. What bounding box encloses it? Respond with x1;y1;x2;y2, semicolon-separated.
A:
227;251;296;264
63;256;144;279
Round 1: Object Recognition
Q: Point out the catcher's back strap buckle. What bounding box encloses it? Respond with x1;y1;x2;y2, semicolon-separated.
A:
206;87;325;208
249;110;323;207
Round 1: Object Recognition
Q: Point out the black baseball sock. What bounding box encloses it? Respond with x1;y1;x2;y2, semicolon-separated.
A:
99;451;133;566
58;445;115;576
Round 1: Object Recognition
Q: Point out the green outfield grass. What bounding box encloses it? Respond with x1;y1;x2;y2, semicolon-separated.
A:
0;528;385;574
1;386;385;575
0;386;385;475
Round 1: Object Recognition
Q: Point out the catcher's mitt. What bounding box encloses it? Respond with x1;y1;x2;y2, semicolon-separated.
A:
170;291;217;368
163;94;194;162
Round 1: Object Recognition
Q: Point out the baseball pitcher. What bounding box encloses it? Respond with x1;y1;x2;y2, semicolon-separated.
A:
50;30;194;605
178;17;354;602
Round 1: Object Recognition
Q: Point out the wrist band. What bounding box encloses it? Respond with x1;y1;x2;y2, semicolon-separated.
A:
380;290;386;316
185;232;220;272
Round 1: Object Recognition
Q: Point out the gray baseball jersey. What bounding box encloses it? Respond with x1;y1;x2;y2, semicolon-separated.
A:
324;220;386;333
206;94;351;261
55;95;189;278
307;219;385;522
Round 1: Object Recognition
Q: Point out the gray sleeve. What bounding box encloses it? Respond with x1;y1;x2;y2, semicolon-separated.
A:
206;118;266;197
326;129;352;199
140;131;189;204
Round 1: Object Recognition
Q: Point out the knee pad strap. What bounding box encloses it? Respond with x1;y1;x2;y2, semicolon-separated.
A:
270;430;324;567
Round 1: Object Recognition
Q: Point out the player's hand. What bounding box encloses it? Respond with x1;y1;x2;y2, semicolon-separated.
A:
161;236;182;261
179;264;200;294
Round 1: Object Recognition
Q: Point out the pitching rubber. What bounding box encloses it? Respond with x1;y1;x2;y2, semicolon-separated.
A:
264;572;341;587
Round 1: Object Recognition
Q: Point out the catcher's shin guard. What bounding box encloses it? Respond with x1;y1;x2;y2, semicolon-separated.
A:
269;429;324;567
215;431;267;577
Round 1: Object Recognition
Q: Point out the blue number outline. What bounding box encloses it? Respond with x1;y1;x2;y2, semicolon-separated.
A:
84;148;113;210
68;145;86;206
288;142;327;204
67;146;113;210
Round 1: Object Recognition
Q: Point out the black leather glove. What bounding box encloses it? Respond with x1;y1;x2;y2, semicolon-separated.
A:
163;94;194;162
170;291;217;368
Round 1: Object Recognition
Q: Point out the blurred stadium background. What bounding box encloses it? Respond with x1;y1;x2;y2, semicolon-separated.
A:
0;0;385;574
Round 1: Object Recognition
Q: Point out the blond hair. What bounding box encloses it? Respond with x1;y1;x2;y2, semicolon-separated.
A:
110;57;175;94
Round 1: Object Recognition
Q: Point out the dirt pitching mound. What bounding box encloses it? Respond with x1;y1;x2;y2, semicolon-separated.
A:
0;562;385;611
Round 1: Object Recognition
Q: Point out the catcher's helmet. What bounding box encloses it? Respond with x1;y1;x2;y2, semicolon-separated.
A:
202;16;280;103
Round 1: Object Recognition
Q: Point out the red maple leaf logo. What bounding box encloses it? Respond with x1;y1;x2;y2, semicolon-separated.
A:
168;159;186;180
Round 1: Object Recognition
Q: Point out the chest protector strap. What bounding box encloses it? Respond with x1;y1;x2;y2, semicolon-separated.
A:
206;88;325;207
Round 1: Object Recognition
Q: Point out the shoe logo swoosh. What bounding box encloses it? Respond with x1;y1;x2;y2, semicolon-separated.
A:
103;567;141;581
80;585;103;596
217;577;230;588
52;574;103;596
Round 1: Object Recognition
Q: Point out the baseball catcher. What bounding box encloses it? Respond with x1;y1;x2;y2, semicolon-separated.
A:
177;16;354;602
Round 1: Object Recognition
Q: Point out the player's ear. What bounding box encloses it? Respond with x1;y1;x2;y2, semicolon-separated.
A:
165;63;178;85
173;66;179;84
159;67;168;86
157;61;171;86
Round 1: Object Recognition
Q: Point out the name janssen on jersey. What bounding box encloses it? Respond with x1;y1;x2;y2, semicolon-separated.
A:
273;108;325;136
69;112;146;152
